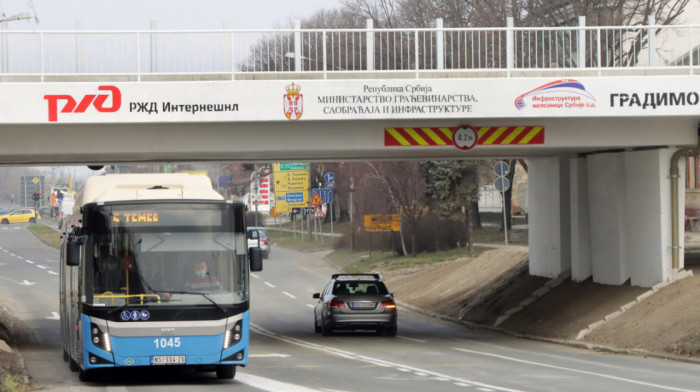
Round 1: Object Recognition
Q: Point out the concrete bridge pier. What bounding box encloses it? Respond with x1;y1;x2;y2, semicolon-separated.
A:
528;148;685;287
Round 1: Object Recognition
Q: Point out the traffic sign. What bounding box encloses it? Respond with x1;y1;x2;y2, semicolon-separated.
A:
312;205;326;219
312;188;333;204
324;172;335;185
494;177;510;192
310;193;324;206
494;161;510;177
217;176;233;187
452;125;478;151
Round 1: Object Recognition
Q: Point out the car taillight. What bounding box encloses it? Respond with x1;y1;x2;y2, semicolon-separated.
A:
381;300;396;309
261;239;268;245
329;299;345;308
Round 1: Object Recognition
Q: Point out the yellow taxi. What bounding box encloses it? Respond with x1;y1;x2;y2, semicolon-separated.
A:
0;208;41;224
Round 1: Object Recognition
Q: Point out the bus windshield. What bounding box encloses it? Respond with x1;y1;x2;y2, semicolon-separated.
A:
81;202;248;308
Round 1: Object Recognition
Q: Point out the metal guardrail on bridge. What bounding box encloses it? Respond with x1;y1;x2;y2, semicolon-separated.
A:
0;18;697;81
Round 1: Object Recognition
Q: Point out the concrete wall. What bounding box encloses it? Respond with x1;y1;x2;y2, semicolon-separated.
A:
570;157;591;282
528;157;570;278
529;148;684;287
587;153;629;285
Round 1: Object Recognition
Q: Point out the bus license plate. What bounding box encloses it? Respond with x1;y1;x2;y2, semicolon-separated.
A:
151;355;186;365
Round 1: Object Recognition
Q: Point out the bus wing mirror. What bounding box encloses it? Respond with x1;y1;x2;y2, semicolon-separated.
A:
249;247;263;272
66;235;87;266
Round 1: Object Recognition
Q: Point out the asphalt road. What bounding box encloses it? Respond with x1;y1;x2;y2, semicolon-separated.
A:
2;225;700;391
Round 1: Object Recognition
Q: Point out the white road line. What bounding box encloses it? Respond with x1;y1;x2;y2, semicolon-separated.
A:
251;273;260;279
282;291;296;299
454;348;700;392
236;373;322;392
48;271;58;276
46;312;60;320
251;324;523;392
37;265;47;270
25;260;34;264
397;336;427;343
264;282;276;288
306;304;314;309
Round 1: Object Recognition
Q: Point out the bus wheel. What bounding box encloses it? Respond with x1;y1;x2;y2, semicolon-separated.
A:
215;365;235;379
78;368;96;382
68;358;79;372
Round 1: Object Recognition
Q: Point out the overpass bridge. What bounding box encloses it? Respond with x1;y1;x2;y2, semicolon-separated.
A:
0;19;698;287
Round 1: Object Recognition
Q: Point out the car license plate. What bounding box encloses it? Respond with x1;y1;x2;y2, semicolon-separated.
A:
151;355;186;365
351;301;375;309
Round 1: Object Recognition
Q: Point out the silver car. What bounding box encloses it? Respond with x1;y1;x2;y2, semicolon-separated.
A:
313;274;397;336
247;227;270;259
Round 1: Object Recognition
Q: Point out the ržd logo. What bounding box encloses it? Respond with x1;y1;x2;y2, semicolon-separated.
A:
44;85;121;122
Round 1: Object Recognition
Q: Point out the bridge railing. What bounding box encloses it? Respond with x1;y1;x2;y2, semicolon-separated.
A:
0;19;697;81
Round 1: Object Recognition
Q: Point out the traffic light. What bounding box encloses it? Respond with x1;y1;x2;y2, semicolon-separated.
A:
33;190;40;202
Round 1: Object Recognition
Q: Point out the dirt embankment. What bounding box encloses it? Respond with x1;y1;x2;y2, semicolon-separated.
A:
379;247;700;359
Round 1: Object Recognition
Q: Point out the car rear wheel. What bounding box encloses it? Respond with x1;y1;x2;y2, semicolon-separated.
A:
314;311;321;333
29;218;36;224
385;323;397;337
1;219;8;224
321;318;333;336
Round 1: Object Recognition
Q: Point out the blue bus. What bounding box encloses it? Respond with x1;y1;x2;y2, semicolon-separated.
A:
59;174;263;381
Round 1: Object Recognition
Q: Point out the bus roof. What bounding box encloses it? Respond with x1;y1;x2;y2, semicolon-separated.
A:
78;173;224;204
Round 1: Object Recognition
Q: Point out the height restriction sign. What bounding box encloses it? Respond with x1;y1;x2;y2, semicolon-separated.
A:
453;125;478;151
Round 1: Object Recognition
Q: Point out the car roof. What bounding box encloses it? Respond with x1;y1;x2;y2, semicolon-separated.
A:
332;273;382;281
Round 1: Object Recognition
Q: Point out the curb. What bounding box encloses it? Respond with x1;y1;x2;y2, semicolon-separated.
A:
395;297;700;366
575;269;695;340
492;270;571;327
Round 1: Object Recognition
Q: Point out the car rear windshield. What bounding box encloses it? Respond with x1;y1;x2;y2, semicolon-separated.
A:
333;281;389;295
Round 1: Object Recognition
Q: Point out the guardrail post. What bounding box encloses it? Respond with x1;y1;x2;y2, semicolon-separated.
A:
647;15;656;67
76;21;83;74
150;20;157;73
506;17;514;76
436;18;444;70
1;24;7;73
578;16;586;68
366;19;374;71
294;20;301;72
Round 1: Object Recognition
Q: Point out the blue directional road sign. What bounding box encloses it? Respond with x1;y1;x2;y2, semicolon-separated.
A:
286;192;304;203
312;188;333;204
324;172;335;184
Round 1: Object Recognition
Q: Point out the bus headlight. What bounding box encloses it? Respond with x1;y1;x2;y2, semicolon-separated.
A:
223;321;243;349
90;323;112;352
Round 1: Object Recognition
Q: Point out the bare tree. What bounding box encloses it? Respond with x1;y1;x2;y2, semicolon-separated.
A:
366;161;427;256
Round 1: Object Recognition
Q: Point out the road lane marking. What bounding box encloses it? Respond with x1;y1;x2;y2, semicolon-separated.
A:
282;291;296;299
264;282;276;288
251;323;523;392
25;260;34;264
250;353;291;358
236;372;323;392
454;348;699;392
48;271;58;276
251;273;260;279
397;336;426;343
37;265;47;270
306;304;314;309
46;312;60;320
20;280;36;286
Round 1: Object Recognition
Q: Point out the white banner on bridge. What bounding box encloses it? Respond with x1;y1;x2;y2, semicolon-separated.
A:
0;76;697;124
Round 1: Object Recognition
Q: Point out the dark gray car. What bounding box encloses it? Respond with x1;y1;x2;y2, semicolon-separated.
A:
313;274;397;336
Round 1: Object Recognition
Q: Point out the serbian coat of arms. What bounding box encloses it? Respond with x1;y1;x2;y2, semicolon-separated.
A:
283;83;303;120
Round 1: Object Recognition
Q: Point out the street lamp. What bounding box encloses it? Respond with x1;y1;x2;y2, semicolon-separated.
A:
0;12;33;23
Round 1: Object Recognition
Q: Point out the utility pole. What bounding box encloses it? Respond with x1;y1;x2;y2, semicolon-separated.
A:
349;177;355;252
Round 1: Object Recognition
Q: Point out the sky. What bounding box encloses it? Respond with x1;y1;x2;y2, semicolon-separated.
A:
0;0;343;30
1;0;344;181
